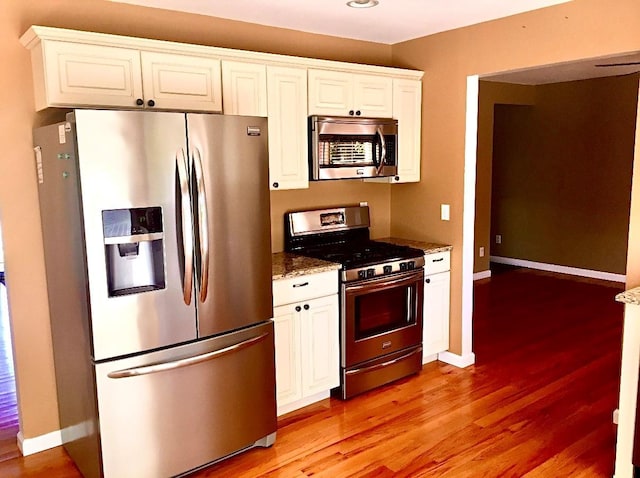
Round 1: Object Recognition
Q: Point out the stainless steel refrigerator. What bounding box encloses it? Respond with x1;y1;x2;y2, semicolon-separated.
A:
33;110;276;478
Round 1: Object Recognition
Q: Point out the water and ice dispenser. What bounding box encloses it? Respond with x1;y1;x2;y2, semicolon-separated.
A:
102;207;166;297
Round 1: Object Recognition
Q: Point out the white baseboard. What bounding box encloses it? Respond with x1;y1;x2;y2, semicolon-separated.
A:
438;351;476;368
490;256;626;283
17;429;63;456
473;270;491;281
422;353;438;365
277;390;330;417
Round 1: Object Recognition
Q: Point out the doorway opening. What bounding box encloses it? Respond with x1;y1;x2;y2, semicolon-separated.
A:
0;221;19;461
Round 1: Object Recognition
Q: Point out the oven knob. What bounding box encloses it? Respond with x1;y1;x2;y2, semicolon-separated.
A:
366;268;375;278
400;262;407;271
408;261;415;270
383;265;392;274
358;270;367;279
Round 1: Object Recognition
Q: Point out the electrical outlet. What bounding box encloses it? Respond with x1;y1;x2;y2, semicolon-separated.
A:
479;247;485;257
441;204;450;221
495;234;502;244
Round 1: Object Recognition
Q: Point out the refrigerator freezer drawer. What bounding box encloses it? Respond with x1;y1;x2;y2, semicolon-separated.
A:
94;321;276;477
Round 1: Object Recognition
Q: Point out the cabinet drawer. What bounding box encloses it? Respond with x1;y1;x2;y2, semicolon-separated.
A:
423;251;450;275
273;270;338;307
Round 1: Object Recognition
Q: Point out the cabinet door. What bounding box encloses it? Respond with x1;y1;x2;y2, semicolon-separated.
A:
308;69;353;116
266;66;309;190
39;40;143;110
423;271;450;360
392;79;422;183
273;304;303;408
221;61;267;116
353;74;393;118
301;295;340;396
141;51;222;112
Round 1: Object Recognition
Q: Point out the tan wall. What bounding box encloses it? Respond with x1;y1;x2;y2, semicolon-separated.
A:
0;0;393;439
474;81;536;273
391;0;640;354
626;82;640;286
490;74;638;274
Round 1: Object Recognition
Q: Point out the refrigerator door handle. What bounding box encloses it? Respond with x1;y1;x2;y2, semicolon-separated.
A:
193;147;209;303
106;332;269;379
177;148;194;305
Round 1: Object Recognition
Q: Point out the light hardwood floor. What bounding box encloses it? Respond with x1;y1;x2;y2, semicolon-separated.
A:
0;283;19;463
0;267;625;477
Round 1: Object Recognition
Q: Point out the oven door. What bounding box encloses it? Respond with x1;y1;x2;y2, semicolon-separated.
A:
342;269;423;367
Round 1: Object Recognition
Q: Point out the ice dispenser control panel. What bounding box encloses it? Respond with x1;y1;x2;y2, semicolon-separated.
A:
102;207;166;297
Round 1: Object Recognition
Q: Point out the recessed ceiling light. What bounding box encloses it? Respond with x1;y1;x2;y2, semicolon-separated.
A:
346;0;379;8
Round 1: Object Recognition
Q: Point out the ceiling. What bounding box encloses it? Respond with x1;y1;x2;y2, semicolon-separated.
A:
109;0;572;45
485;52;640;85
109;0;640;84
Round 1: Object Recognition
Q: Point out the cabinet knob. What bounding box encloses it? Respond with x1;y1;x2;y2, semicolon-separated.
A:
135;98;144;106
349;110;355;116
295;305;302;312
303;304;310;310
425;278;431;284
356;110;361;116
394;176;400;181
147;99;156;107
272;182;279;188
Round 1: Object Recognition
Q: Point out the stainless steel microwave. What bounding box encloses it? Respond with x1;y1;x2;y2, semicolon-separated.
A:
309;115;398;180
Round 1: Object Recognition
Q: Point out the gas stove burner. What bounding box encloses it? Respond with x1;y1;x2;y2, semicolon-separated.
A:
284;206;426;281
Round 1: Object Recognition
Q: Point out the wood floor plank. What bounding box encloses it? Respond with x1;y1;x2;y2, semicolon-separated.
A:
0;267;623;477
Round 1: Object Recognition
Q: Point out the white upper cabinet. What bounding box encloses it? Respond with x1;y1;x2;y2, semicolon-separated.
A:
33;41;144;110
221;61;267;116
353;74;394;118
392;79;422;183
21;27;422;184
266;66;309;190
140;51;222;111
29;40;222;112
308;69;393;118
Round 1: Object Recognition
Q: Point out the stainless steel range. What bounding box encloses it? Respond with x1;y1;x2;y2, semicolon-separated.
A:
285;205;425;399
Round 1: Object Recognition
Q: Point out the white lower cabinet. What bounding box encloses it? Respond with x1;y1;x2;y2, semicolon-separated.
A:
272;270;339;416
422;251;451;363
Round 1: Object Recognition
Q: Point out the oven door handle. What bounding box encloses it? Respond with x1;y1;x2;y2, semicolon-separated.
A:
344;270;422;293
345;347;422;377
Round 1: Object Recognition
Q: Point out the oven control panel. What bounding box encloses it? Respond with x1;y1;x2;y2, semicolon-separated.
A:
346;257;425;282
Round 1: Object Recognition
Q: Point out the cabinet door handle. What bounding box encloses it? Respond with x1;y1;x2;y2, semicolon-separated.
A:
147;99;156;107
303;304;310;310
425;278;431;284
432;258;444;262
295;305;302;312
292;282;309;288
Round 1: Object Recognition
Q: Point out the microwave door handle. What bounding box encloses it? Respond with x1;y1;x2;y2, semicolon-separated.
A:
193;147;210;303
176;148;193;306
376;126;386;175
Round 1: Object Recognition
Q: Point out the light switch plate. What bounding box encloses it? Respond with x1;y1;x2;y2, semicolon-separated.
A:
441;204;450;221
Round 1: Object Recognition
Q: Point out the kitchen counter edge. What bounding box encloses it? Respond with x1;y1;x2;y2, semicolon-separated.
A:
616;286;640;306
377;237;452;254
272;252;341;281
